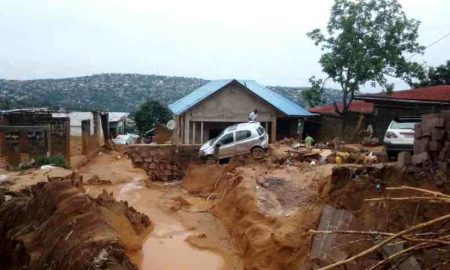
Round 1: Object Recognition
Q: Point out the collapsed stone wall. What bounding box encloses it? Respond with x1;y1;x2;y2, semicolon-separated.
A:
127;144;201;181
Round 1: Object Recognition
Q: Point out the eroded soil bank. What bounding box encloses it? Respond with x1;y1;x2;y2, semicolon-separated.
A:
78;151;244;270
0;173;151;270
181;161;450;270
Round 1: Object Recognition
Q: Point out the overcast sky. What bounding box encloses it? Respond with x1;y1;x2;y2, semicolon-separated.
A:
0;0;449;91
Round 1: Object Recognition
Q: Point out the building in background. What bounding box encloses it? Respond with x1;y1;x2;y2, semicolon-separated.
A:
108;112;129;138
169;79;312;144
306;85;450;142
0;108;70;166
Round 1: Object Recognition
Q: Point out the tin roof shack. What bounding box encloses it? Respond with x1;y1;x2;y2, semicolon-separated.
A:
108;112;129;138
0;109;70;166
307;85;450;143
169;79;312;144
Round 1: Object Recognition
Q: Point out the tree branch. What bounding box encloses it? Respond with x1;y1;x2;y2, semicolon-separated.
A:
309;230;450;245
365;196;450;203
315;214;450;270
386;186;450;199
366;242;440;270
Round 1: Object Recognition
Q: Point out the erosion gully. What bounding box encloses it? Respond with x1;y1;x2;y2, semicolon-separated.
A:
80;153;231;270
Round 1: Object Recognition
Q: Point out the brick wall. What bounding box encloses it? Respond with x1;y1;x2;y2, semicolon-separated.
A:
0;112;70;165
127;144;201;181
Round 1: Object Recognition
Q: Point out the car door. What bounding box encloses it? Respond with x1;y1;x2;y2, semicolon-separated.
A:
216;132;235;158
235;130;254;155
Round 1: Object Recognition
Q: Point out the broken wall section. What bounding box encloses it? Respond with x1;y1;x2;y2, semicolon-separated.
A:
127;144;201;181
0;110;70;166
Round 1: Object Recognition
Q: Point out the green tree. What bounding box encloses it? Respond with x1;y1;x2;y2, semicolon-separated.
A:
134;100;172;134
412;60;450;87
308;0;424;115
302;76;324;108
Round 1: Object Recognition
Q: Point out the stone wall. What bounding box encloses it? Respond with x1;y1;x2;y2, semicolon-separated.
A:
127;144;201;181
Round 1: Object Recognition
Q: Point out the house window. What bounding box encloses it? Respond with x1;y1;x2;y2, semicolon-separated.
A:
236;130;252;141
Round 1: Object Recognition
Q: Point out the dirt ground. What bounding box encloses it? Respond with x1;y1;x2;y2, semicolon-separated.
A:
1;144;449;270
79;151;244;270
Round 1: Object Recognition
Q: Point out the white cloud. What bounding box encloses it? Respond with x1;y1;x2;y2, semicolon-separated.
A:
0;0;448;90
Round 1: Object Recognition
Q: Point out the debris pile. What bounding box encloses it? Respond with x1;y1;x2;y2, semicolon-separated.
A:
307;165;450;270
0;173;152;270
412;111;450;173
270;141;386;167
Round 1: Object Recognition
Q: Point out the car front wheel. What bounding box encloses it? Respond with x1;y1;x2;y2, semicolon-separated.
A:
251;147;265;159
205;155;217;165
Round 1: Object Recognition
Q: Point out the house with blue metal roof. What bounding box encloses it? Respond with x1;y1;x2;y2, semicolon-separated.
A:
168;79;312;144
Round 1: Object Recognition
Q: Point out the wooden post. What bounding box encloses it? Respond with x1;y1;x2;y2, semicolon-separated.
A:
265;122;269;132
192;121;196;144
200;121;204;144
271;119;277;143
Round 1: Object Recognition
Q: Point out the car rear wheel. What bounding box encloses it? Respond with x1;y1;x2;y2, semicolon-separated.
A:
251;147;265;159
205;155;217;165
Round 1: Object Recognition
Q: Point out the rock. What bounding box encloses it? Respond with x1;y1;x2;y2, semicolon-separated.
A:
412;152;430;165
397;151;412;167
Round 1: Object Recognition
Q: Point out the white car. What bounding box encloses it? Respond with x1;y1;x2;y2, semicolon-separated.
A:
199;122;269;164
383;117;420;159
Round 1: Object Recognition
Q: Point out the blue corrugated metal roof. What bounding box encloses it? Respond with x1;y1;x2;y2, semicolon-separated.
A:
168;79;313;117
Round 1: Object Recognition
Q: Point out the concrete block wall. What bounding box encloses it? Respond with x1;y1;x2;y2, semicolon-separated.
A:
127;144;201;181
413;111;450;173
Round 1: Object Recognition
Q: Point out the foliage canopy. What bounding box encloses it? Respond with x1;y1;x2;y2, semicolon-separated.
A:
308;0;424;114
134;100;172;134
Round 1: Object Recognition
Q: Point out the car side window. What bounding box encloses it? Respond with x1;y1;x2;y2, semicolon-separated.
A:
218;133;234;146
236;130;252;141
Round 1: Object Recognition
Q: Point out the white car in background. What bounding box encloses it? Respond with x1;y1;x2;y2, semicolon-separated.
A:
199;122;269;164
383;117;421;159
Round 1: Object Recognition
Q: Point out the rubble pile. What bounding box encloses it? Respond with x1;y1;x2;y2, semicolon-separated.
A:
0;174;152;270
308;165;450;269
412;111;450;173
270;141;386;167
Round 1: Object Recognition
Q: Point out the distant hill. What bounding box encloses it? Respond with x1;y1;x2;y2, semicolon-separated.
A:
0;74;341;112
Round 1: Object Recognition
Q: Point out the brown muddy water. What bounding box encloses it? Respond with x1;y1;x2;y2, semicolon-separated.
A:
87;176;226;270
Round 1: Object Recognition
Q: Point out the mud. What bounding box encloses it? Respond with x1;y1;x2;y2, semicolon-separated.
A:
0;173;152;270
1;144;448;270
180;163;335;270
82;151;243;270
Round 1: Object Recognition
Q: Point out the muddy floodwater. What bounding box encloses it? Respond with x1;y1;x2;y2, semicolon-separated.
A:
87;176;225;270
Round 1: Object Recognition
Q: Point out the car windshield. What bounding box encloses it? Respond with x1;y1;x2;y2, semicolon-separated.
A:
210;130;226;145
390;121;417;129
